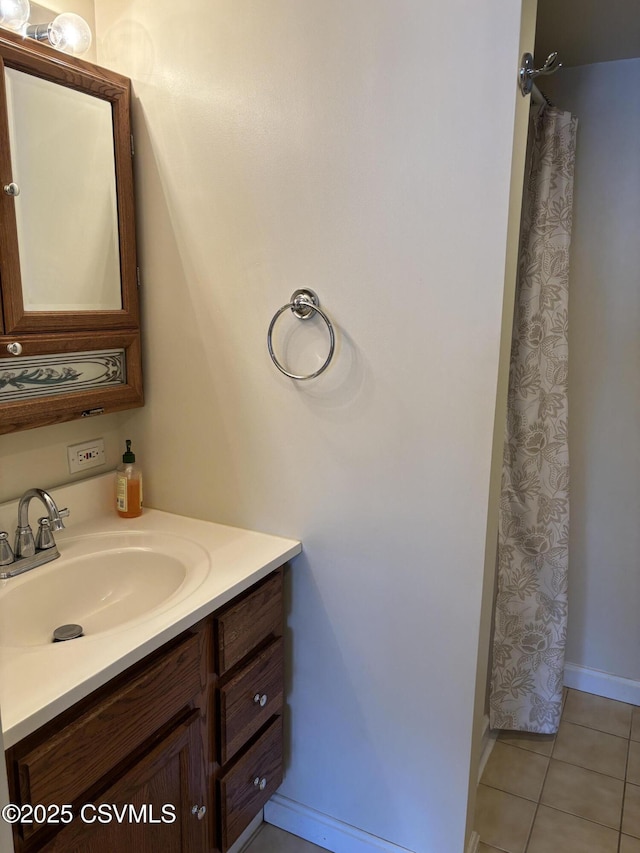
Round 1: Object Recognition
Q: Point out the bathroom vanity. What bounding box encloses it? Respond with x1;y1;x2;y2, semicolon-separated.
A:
6;570;284;852
0;475;301;853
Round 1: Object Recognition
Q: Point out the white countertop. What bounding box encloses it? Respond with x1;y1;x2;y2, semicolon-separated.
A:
0;475;301;748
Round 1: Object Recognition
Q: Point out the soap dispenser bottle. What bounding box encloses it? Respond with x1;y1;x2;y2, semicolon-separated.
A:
116;440;143;518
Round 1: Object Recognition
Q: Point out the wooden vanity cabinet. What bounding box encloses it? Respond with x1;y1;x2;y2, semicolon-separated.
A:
213;570;285;851
5;568;286;853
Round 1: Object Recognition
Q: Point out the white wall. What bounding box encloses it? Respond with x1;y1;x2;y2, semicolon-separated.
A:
93;3;524;851
545;60;640;683
31;0;95;29
469;0;537;828
0;416;131;503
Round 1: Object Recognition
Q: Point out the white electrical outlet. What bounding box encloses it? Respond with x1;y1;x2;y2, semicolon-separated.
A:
67;438;106;474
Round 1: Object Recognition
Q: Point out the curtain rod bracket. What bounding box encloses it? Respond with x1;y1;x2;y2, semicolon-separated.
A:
519;51;562;96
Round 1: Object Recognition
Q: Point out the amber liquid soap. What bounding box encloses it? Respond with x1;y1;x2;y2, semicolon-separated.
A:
116;439;143;518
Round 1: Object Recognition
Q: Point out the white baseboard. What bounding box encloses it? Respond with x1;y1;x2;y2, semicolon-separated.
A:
564;663;640;706
477;714;497;783
265;794;416;853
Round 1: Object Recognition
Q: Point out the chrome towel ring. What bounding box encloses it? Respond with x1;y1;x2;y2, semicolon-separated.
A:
267;289;335;380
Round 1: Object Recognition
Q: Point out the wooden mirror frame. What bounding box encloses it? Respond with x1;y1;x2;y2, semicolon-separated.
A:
0;28;139;334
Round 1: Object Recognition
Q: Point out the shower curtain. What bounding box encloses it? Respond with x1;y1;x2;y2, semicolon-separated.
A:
490;107;577;734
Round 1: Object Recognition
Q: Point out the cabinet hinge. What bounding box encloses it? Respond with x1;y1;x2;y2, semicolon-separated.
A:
130;133;135;156
136;267;141;288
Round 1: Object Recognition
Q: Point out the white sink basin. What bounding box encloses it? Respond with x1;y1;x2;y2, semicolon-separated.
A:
0;531;211;647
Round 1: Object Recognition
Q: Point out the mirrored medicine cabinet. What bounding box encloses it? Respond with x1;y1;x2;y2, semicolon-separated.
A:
0;27;143;434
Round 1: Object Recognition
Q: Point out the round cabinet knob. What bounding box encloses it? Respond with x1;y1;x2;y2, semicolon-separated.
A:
259;777;267;791
7;342;22;355
253;693;268;707
3;182;20;197
191;805;206;820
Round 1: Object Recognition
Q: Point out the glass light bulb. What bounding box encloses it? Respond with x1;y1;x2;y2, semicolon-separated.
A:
0;0;30;31
48;12;92;56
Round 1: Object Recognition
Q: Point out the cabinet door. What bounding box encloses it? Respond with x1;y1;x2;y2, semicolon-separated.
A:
0;330;143;435
219;717;283;852
219;637;284;765
0;32;139;336
215;572;283;675
39;713;209;853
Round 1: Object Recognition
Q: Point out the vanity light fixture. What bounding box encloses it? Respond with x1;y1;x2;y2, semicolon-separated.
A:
25;11;91;56
0;0;30;32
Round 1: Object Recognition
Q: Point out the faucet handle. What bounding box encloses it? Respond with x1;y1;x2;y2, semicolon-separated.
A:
0;532;14;566
36;518;56;550
14;526;35;559
52;507;70;532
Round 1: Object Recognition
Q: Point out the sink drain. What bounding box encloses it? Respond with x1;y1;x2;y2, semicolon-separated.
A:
52;624;84;642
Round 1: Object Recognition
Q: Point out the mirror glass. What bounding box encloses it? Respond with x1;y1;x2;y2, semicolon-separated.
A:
4;67;122;312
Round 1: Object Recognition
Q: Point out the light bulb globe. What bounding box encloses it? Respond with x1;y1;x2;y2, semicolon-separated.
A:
49;12;92;56
0;0;30;32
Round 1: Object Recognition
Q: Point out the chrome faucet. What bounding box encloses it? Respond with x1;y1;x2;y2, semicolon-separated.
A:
0;488;70;579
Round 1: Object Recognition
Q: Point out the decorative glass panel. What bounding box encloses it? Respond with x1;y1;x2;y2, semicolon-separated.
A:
0;349;125;401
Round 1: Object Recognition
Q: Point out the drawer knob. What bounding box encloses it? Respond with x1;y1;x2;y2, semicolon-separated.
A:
254;692;268;707
7;342;22;355
191;804;207;820
252;776;267;791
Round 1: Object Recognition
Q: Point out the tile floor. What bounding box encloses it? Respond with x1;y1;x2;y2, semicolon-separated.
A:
474;688;640;853
242;690;640;853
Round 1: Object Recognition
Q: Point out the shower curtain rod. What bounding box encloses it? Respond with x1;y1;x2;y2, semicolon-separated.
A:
531;83;551;107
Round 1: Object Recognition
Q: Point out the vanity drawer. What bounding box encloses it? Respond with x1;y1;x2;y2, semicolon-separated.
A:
215;571;282;675
219;637;283;765
13;629;206;814
218;717;283;851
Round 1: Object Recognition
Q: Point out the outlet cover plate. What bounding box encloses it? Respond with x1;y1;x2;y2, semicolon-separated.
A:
67;438;106;474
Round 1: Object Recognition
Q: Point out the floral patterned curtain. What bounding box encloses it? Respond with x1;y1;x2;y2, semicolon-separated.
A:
490;107;578;734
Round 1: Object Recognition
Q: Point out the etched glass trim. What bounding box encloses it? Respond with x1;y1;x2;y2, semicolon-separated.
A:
0;349;126;401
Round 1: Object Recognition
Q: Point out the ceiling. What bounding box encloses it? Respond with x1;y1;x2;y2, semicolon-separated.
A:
535;0;640;67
